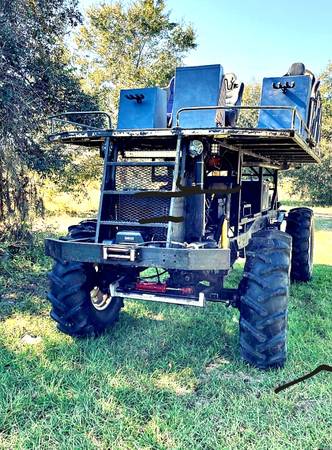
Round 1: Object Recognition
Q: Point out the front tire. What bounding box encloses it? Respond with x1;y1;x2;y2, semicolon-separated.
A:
286;207;314;282
239;230;292;370
47;220;123;337
48;261;123;337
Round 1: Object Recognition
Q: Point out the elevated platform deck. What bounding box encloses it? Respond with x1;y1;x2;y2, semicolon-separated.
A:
48;126;320;167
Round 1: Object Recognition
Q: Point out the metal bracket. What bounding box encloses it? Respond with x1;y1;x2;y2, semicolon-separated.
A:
110;280;206;307
272;81;295;93
276;209;287;224
125;94;145;104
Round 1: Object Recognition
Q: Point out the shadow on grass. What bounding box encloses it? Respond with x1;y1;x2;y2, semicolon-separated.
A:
0;230;54;321
1;227;331;417
0;262;331;450
0;266;49;322
1;263;330;367
0;296;239;438
0;291;239;380
290;264;332;310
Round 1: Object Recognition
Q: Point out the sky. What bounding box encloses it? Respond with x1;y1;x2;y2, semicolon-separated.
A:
78;0;332;83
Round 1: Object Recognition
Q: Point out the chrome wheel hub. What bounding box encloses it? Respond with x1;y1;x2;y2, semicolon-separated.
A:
90;287;112;311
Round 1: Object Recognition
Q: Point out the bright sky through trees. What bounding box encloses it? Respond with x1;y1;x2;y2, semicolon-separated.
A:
79;0;332;82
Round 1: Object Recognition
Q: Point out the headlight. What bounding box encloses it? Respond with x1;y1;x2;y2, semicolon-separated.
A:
189;140;204;158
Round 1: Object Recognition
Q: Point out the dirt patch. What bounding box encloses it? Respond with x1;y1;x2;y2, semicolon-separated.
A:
205;356;231;373
294;399;320;413
202;356;263;384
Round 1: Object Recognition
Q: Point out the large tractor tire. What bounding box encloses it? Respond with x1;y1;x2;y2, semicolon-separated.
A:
239;230;292;370
286;207;314;282
47;221;124;337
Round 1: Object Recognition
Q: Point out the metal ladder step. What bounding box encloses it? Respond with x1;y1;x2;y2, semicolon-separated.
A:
99;221;168;227
96;137;179;243
102;190;171;195
106;161;175;166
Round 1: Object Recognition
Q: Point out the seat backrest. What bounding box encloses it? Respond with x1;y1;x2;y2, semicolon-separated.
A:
285;63;321;143
171;64;224;128
308;80;322;144
285;62;306;76
257;62;313;135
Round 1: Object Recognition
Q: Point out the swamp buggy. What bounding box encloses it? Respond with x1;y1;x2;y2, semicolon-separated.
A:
45;62;322;369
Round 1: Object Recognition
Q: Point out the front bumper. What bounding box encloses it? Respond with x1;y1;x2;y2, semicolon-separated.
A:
45;239;230;271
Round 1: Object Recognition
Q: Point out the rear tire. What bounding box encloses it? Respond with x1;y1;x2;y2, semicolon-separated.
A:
65;219;97;241
239;230;292;370
286;207;314;282
47;221;123;337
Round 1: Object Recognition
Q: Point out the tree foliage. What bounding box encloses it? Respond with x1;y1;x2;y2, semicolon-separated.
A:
238;83;261;128
287;141;332;205
0;0;98;236
320;62;332;141
54;0;197;197
75;0;197;115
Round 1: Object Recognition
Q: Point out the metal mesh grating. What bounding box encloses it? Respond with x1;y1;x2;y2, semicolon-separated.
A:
111;195;170;223
115;165;173;191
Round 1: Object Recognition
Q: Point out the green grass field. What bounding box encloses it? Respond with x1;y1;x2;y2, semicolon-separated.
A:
0;214;331;449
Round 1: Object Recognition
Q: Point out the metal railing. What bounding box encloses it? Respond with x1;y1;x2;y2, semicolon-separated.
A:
47;106;318;152
175;105;315;144
49;111;112;134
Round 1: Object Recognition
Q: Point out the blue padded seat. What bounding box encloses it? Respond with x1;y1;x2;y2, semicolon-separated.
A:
258;72;312;133
257;62;321;143
286;63;322;143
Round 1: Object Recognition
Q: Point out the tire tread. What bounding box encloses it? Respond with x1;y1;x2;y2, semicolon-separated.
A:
239;229;291;370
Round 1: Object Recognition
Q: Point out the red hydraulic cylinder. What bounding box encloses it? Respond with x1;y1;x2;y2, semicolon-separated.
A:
135;282;193;295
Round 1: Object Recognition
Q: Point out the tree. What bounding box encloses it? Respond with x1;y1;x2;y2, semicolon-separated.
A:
237;83;261;128
286;141;332;206
75;0;197;116
0;0;98;237
320;62;332;141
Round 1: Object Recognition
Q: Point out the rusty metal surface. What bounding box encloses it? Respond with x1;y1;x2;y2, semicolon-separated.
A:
45;239;231;270
47;127;320;165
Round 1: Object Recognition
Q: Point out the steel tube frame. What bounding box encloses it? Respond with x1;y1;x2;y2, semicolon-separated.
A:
50;111;112;133
166;135;183;246
175;105;314;144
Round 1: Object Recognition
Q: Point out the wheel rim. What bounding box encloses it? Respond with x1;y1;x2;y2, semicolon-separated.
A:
90;287;113;311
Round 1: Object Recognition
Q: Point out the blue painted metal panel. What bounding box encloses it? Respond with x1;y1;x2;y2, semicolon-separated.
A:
172;65;224;128
117;87;167;129
257;75;312;134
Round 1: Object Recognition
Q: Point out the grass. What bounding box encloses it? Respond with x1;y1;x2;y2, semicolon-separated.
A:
0;215;331;449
